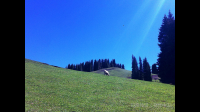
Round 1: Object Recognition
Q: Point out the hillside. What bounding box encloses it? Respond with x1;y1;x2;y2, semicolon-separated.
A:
92;67;132;78
25;59;175;112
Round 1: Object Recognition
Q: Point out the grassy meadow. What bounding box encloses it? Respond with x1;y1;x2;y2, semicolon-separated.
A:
92;67;132;78
25;59;175;112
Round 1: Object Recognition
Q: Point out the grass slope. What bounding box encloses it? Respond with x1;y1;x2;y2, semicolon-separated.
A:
92;67;132;78
25;59;175;112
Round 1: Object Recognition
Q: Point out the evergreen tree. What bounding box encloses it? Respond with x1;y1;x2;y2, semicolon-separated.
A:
152;63;158;74
94;59;97;71
132;55;139;79
139;57;143;80
91;59;93;71
73;64;76;70
102;59;105;68
67;64;71;69
80;63;83;71
82;62;85;71
122;64;125;69
113;59;116;67
107;59;110;68
143;57;152;81
157;10;175;84
70;64;74;70
81;62;84;71
76;64;78;70
85;61;91;72
105;59;109;68
110;60;113;67
116;64;119;68
84;61;88;72
98;59;101;70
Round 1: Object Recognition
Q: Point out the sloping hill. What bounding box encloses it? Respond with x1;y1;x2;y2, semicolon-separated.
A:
92;67;132;78
25;58;175;112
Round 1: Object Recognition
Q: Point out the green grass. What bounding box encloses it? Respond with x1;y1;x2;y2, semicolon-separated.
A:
92;67;132;78
25;59;175;112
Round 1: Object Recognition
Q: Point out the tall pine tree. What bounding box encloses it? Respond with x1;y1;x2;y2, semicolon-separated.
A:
122;64;125;69
143;57;152;81
132;55;139;79
157;10;175;84
91;59;93;71
139;57;143;80
98;59;101;70
94;59;97;71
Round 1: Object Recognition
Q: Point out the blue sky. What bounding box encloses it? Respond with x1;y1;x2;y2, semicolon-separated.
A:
25;0;175;71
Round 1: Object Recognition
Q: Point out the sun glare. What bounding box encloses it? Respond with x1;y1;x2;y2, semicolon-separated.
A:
134;0;166;55
108;0;166;58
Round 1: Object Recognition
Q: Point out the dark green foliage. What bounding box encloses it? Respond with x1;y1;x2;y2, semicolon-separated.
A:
98;59;101;70
152;63;158;74
157;10;175;84
81;62;84;71
73;65;76;70
91;59;93;71
67;59;125;72
143;57;152;81
107;59;110;68
113;59;116;67
110;60;113;67
122;64;125;69
94;60;97;71
138;57;143;80
70;64;73;70
67;64;71;69
131;55;139;79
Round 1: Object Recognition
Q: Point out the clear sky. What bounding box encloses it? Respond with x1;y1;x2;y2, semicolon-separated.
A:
25;0;175;71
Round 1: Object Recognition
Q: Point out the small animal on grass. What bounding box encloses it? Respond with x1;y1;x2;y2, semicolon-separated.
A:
104;70;110;76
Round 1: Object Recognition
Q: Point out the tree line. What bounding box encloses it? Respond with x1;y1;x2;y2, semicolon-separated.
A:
65;11;175;85
66;59;125;72
131;11;175;85
131;55;152;81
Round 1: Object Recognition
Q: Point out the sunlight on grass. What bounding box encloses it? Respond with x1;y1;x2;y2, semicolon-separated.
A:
25;59;175;112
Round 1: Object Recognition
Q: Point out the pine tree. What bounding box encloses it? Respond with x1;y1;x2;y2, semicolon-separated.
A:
84;61;89;72
107;59;110;68
110;60;113;67
67;64;71;69
82;62;85;71
94;59;97;71
152;63;158;74
122;64;125;69
104;59;108;68
147;63;152;81
70;64;73;70
73;64;76;70
91;59;93;71
113;59;116;67
98;59;101;70
143;57;152;81
132;55;139;79
79;63;82;71
76;64;78;70
157;10;175;84
139;57;143;80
